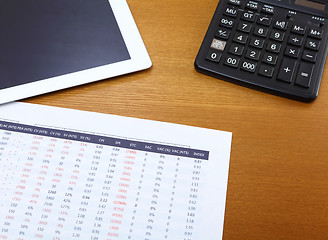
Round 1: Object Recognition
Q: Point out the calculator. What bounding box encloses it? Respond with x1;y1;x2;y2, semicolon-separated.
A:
195;0;328;102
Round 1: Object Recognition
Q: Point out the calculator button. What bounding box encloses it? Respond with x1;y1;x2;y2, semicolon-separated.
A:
302;50;317;63
245;48;261;60
249;37;265;49
284;46;300;58
266;41;281;53
273;20;288;30
277;58;297;83
228;44;244;56
241;60;257;72
258;64;274;77
206;50;222;63
237;22;253;33
262;52;278;65
257;15;272;26
253;26;268;37
246;1;259;11
305;39;320;51
233;33;248;44
261;5;274;14
216;28;231;40
220;18;235;28
224;56;240;68
241;11;256;22
270;30;285;42
224;7;238;17
228;0;241;6
308;28;323;39
210;38;227;51
288;35;303;46
295;62;314;88
291;24;306;35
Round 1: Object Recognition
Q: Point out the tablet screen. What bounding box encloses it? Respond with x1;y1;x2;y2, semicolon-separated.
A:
0;0;131;90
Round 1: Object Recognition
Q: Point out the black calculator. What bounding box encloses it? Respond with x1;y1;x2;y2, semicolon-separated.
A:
195;0;328;102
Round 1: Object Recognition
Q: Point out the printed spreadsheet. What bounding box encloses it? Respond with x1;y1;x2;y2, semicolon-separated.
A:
0;102;232;240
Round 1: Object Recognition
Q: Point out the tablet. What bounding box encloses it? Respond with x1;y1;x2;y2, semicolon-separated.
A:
0;0;152;104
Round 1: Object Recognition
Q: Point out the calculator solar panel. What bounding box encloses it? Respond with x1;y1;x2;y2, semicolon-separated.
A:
195;0;328;102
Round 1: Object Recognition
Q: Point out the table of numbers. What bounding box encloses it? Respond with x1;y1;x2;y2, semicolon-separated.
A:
0;120;210;240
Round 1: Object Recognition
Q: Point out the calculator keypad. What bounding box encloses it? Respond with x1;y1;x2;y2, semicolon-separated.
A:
195;0;328;102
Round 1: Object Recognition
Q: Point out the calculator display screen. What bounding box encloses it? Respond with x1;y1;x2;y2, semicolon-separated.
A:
295;0;326;11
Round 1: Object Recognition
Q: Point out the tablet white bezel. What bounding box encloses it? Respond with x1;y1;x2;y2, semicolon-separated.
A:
0;0;151;104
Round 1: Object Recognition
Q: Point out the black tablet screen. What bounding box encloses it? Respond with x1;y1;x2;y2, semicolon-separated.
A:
0;0;130;90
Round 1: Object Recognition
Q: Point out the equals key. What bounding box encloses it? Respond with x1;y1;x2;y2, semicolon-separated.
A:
295;62;314;88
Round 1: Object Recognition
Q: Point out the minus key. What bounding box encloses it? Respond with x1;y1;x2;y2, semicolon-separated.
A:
302;50;317;63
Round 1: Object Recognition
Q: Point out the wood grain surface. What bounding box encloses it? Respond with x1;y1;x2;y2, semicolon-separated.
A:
24;0;328;239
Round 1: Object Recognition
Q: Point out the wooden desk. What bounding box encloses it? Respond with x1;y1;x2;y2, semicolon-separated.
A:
24;0;328;239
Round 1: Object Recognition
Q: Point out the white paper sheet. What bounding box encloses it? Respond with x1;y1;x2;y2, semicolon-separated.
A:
0;102;231;240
